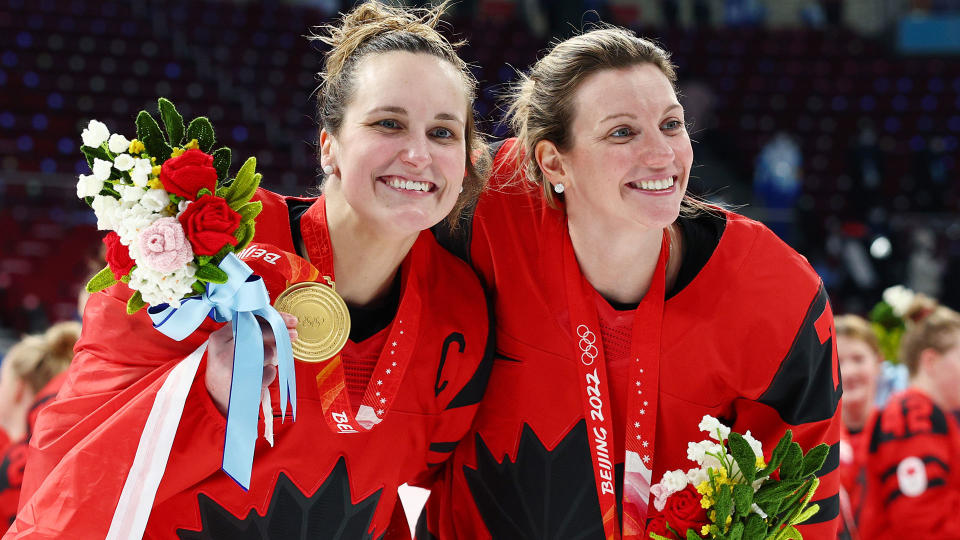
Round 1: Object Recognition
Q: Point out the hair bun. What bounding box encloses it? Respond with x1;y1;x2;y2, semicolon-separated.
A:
904;294;938;324
310;1;452;87
43;321;82;362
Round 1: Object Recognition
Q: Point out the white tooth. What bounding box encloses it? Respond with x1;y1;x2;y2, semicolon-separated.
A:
641;181;651;190
666;177;674;187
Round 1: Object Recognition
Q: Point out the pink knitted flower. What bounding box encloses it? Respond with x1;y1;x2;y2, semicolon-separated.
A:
137;217;194;273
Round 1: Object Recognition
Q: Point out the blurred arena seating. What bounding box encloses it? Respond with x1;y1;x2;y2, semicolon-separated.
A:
0;0;958;339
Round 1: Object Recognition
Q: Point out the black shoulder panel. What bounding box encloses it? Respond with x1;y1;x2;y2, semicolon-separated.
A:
758;283;842;425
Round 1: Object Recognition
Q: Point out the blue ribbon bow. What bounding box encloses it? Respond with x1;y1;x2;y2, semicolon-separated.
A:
148;253;296;490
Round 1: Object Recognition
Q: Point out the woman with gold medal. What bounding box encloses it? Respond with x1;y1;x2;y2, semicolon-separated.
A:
9;2;492;538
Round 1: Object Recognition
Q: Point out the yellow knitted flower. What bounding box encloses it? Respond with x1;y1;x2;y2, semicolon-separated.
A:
171;147;185;158
128;139;145;154
184;138;199;150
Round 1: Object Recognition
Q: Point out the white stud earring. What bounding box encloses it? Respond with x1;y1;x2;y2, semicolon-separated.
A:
322;165;334;175
553;182;565;194
459;186;464;194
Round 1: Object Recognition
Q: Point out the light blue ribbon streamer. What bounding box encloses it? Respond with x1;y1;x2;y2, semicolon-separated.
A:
148;252;296;490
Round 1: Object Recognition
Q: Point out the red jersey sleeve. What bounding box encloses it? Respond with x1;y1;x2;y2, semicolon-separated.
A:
731;282;843;538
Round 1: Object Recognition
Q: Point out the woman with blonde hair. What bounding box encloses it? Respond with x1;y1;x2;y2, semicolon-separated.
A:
9;2;492;538
0;322;79;527
417;24;840;538
834;314;884;539
0;322;79;447
859;297;960;539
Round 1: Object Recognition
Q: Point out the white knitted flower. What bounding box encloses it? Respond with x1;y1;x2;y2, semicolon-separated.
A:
76;174;103;198
883;285;915;317
139;189;171;214
128;262;197;308
115;203;157;245
81;119;110;148
119;184;145;203
130;158;153;187
698;415;731;441
108;133;131;153
742;430;764;457
90;195;121;231
92;158;113;181
687;440;725;469
113;153;135;172
686;467;709;487
650;468;690;512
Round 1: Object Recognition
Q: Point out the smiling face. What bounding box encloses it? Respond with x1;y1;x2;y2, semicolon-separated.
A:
837;335;882;416
543;63;692;231
321;51;468;236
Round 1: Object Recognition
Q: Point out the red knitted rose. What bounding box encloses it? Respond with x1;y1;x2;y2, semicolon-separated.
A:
178;195;242;256
102;231;135;279
160;149;217;200
663;485;709;537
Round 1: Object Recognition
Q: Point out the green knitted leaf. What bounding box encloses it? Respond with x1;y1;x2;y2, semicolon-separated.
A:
744;513;766;539
801;443;830;478
158;98;185;146
758;429;793;477
792;502;820;526
81;145;110;169
225;157;259;207
136;111;173;161
236;201;262;224
727;521;744;540
186;117;215;153
733;483;754;518
191;280;207;294
780;443;803;481
233;222;255;251
126;290;146;314
196;264;229;284
85;266;117;293
212;147;232;183
729;432;757;483
715;483;732;531
779;525;802;539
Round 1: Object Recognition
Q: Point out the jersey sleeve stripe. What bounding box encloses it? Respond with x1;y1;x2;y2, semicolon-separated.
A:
801;493;840;524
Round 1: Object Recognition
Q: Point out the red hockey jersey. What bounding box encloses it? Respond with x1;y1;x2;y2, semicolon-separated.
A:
8;189;492;539
418;139;841;538
859;388;960;539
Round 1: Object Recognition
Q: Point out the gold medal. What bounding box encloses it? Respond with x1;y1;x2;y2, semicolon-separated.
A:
273;278;350;362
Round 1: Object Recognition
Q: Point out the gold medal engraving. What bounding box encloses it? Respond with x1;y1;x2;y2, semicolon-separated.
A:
274;279;350;362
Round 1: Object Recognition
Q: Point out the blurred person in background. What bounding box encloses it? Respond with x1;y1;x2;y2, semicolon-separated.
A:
0;321;80;527
860;296;960;539
835;314;884;539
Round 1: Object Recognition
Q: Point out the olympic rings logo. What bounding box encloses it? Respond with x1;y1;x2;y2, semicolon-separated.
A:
577;324;599;365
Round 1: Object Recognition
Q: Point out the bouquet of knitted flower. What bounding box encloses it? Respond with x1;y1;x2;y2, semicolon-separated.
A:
647;416;829;540
78;97;262;313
